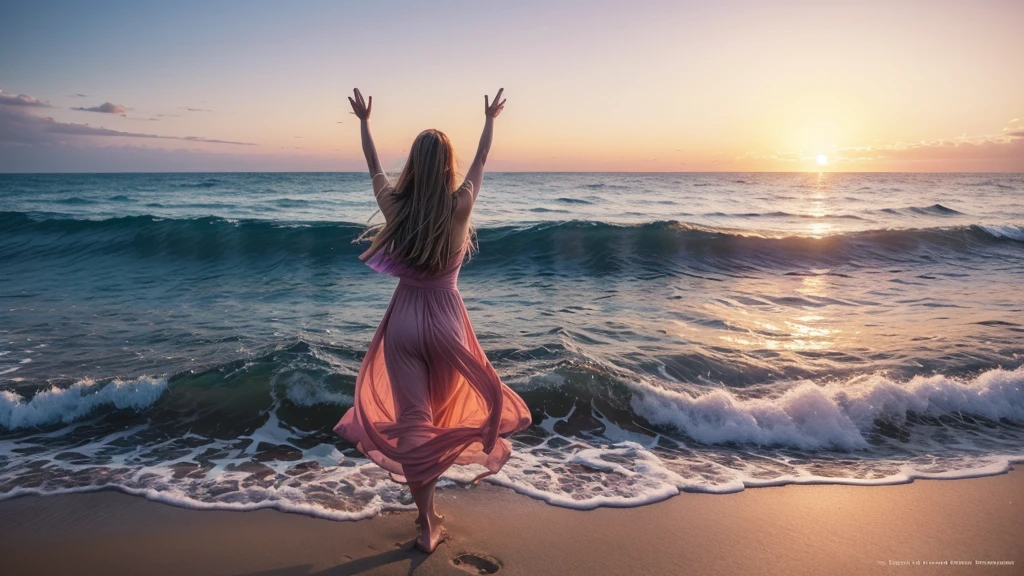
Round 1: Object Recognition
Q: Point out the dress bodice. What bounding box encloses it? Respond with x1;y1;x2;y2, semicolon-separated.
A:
363;242;467;290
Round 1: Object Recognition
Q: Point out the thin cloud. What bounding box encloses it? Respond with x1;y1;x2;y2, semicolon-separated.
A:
869;137;1023;165
0;92;255;147
68;93;88;98
181;136;255;146
72;102;129;116
1003;119;1023;138
45;119;156;137
745;120;1024;171
181;107;213;112
43;118;254;145
0;90;52;107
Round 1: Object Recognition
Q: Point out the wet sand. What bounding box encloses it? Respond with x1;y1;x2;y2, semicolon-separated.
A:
0;470;1020;575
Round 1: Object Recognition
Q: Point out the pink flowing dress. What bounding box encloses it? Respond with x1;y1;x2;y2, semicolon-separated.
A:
333;241;533;484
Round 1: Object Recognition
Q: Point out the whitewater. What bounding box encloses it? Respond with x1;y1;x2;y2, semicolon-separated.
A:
1;171;1023;517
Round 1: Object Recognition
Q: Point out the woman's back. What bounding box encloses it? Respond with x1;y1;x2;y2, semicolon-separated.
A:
358;124;479;278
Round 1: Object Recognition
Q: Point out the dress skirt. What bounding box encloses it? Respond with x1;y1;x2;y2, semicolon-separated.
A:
334;277;532;484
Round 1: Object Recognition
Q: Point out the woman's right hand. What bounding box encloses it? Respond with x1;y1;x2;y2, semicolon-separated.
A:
484;88;506;118
348;88;371;121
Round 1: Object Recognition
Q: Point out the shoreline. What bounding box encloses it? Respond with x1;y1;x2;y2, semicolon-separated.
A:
0;468;1020;575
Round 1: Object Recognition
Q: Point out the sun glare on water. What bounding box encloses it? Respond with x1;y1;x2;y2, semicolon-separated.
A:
815;154;828;166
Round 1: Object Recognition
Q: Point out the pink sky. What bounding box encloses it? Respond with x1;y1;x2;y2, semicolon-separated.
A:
1;1;1021;172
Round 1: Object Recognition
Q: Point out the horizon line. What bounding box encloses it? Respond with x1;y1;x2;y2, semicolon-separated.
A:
2;170;1023;176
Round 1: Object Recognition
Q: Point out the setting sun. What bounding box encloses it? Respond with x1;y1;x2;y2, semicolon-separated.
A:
815;154;829;166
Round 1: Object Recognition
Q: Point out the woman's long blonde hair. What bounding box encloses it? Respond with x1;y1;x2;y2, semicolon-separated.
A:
358;129;475;275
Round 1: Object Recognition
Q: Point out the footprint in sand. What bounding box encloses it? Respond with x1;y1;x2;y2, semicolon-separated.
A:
451;553;501;574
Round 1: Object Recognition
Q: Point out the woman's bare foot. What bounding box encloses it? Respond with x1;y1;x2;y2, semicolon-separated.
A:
408;477;444;552
415;514;446;553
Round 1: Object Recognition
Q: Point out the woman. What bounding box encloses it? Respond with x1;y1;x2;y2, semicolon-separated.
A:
333;88;532;553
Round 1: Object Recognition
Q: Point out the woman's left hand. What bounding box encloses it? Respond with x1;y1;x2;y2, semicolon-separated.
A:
348;88;372;121
484;88;505;118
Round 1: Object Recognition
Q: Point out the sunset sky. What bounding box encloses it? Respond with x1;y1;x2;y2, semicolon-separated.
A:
1;0;1022;172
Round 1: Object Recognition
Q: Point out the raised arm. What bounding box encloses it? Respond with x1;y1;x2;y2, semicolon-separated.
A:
460;88;506;204
348;88;393;215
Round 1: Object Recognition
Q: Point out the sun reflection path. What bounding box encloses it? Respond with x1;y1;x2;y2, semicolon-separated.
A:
710;273;845;354
670;171;877;366
804;172;835;237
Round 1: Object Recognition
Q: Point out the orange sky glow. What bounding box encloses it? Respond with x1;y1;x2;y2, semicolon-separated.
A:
1;1;1021;172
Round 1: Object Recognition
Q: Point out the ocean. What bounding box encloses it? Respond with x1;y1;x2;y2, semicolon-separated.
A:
1;171;1023;519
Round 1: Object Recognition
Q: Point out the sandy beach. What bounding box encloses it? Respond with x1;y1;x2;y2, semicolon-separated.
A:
0;469;1020;576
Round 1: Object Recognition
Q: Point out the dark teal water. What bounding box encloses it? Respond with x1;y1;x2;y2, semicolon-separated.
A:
1;172;1023;517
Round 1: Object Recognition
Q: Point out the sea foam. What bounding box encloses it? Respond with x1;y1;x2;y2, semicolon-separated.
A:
629;366;1024;450
0;376;168;429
